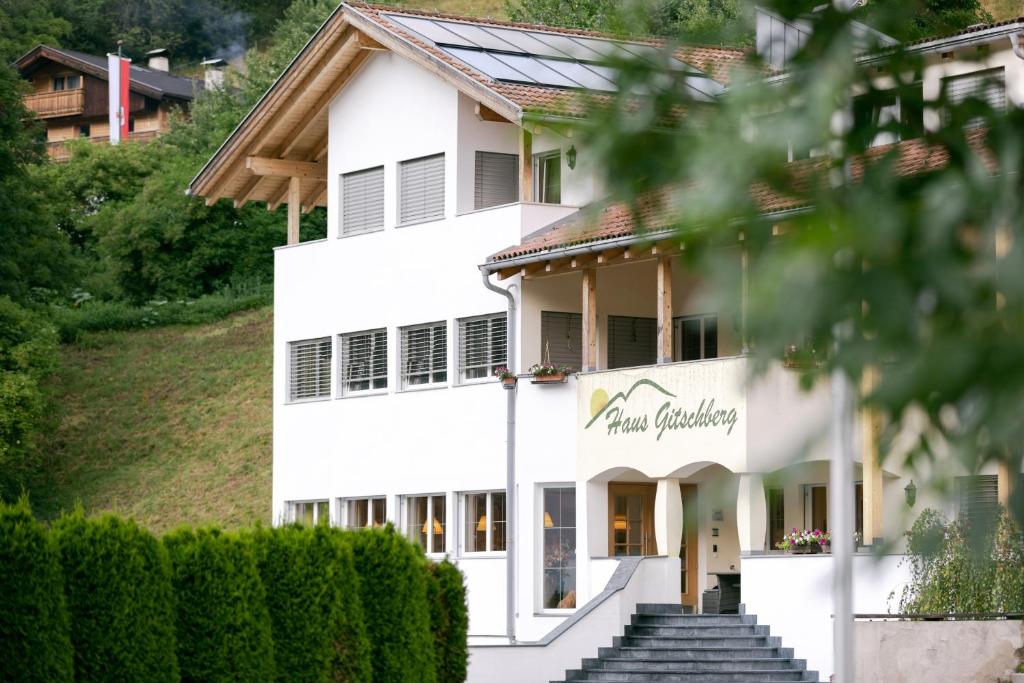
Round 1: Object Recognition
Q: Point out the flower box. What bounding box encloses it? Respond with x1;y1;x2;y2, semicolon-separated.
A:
501;376;517;389
531;372;566;384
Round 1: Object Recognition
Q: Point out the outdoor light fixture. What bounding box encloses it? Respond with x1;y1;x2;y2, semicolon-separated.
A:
904;480;917;507
566;144;577;170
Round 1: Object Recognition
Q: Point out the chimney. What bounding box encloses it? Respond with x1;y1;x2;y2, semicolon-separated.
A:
201;58;227;91
146;48;170;72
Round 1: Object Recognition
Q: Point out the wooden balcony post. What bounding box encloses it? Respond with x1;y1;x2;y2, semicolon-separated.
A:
287;176;301;245
582;268;597;372
861;366;884;545
519;127;533;203
657;256;672;364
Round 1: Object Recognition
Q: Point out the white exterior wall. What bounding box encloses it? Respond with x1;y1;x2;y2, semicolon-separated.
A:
921;42;1024;131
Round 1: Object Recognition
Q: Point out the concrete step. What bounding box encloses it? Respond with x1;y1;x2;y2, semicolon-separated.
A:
624;624;769;637
564;669;819;681
634;603;693;615
600;646;795;661
632;613;758;626
615;635;781;649
583;657;806;672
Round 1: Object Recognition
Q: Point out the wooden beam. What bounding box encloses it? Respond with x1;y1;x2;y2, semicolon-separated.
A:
861;366;884;545
582;268;597;372
287;177;301;245
520;261;547;278
233;174;263;209
302;185;327;214
545;257;571;273
597;247;625;265
519;128;533;203
571;253;596;269
356;32;386;50
657;256;673;365
246;156;326;180
496;265;521;281
475;102;511;123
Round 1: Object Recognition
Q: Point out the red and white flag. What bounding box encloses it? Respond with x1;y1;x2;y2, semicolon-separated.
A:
107;54;130;144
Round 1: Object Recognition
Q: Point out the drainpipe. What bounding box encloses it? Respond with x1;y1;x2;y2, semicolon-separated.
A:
480;268;518;644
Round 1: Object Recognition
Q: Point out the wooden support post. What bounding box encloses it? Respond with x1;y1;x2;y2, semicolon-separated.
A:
287;176;301;245
519;128;533;203
740;239;750;354
657;256;673;364
861;366;884;545
582;268;597;372
998;460;1012;507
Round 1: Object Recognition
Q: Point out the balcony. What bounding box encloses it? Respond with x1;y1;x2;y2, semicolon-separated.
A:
24;88;85;119
46;130;160;162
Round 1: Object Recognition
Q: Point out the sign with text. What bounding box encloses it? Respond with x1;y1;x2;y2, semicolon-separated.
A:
577;358;748;480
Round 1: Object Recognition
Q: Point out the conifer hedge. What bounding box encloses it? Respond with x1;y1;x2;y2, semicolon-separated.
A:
51;511;178;682
0;500;73;682
248;524;371;683
163;527;275;682
347;525;437;683
427;559;470;683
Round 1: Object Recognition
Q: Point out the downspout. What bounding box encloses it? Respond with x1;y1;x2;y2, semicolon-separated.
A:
480;268;518;644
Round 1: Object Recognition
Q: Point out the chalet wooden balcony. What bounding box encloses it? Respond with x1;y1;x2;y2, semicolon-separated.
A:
24;88;85;119
46;130;160;162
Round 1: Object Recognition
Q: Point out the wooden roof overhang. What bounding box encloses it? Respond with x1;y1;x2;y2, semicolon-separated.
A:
15;45;178;101
188;3;524;213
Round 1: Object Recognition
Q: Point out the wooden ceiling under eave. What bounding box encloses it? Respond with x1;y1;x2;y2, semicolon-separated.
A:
196;25;384;213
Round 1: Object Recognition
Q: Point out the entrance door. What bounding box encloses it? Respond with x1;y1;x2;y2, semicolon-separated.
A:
805;484;827;531
608;483;656;556
679;484;698;608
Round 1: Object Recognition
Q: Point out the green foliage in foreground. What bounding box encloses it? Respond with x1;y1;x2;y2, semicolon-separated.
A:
348;525;438;683
896;509;1024;614
0;500;73;682
248;524;372;683
51;512;178;683
163;527;276;683
428;559;471;683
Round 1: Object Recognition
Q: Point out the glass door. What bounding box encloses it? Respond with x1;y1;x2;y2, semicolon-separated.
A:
608;483;655;556
679;484;698;607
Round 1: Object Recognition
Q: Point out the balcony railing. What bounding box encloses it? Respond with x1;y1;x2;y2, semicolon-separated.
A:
46;130;160;162
24;88;85;119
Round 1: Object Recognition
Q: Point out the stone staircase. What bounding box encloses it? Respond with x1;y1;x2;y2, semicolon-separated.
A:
555;604;821;682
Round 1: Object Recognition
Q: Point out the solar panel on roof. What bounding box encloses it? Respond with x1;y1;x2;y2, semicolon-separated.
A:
445;47;536;83
388;15;476;47
475;26;575;59
491;53;581;87
543;60;617;91
437;22;527;53
526;33;606;61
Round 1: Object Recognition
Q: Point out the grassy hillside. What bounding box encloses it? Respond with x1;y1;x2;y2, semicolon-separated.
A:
984;0;1022;20
34;308;273;534
404;0;507;18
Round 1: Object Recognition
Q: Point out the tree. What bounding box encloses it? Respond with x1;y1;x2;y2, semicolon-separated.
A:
858;0;991;41
0;499;74;683
0;0;70;64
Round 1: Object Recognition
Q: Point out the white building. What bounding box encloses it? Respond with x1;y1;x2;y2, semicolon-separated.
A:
190;5;1024;681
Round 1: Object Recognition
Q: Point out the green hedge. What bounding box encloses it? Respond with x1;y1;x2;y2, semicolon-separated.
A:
0;500;73;682
347;525;437;683
248;525;371;682
52;511;178;682
427;559;470;683
163;528;275;682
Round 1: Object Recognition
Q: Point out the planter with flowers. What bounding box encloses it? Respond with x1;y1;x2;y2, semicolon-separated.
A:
493;366;516;389
776;528;830;554
529;362;572;384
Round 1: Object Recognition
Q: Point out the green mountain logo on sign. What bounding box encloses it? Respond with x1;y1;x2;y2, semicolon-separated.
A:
586;379;739;440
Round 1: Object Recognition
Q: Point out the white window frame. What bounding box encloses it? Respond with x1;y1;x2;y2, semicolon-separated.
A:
538;483;577;613
457;312;507;385
339;496;387;529
287;499;331;526
398;152;445;226
340;165;385;237
399;321;448;391
337;328;388;397
460;490;507;555
287;337;332;403
533;150;561;204
402;493;447;555
673;313;718;362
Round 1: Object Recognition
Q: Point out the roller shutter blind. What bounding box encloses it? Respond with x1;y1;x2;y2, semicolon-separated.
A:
458;313;507;382
338;328;387;395
540;311;582;370
288;337;332;401
400;321;447;388
608;315;656;369
957;475;999;528
341;166;385;236
474;151;519;210
399;153;445;224
943;68;1005;125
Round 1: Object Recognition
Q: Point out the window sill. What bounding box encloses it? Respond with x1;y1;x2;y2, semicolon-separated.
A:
534;609;576;617
396;216;446;229
458;552;507;559
284;396;333;405
337;227;385;240
453;377;499;388
397;383;448;394
335;389;389;400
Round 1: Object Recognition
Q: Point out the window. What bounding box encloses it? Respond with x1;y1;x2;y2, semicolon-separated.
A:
458;313;506;383
128;116;135;133
341;166;385;236
405;494;446;554
67;75;80;89
607;315;656;369
852;90;900;147
78;124;90;138
463;491;506;553
52;76;65;91
288;500;330;525
767;487;785;549
400;322;447;389
674;314;718;362
338;329;387;396
957;475;998;530
804;484;827;531
287;337;332;402
534;151;561;204
942;68;1006;126
540;311;582;370
343;497;386;529
399;153;445;225
475;151;519;209
542;486;576;609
